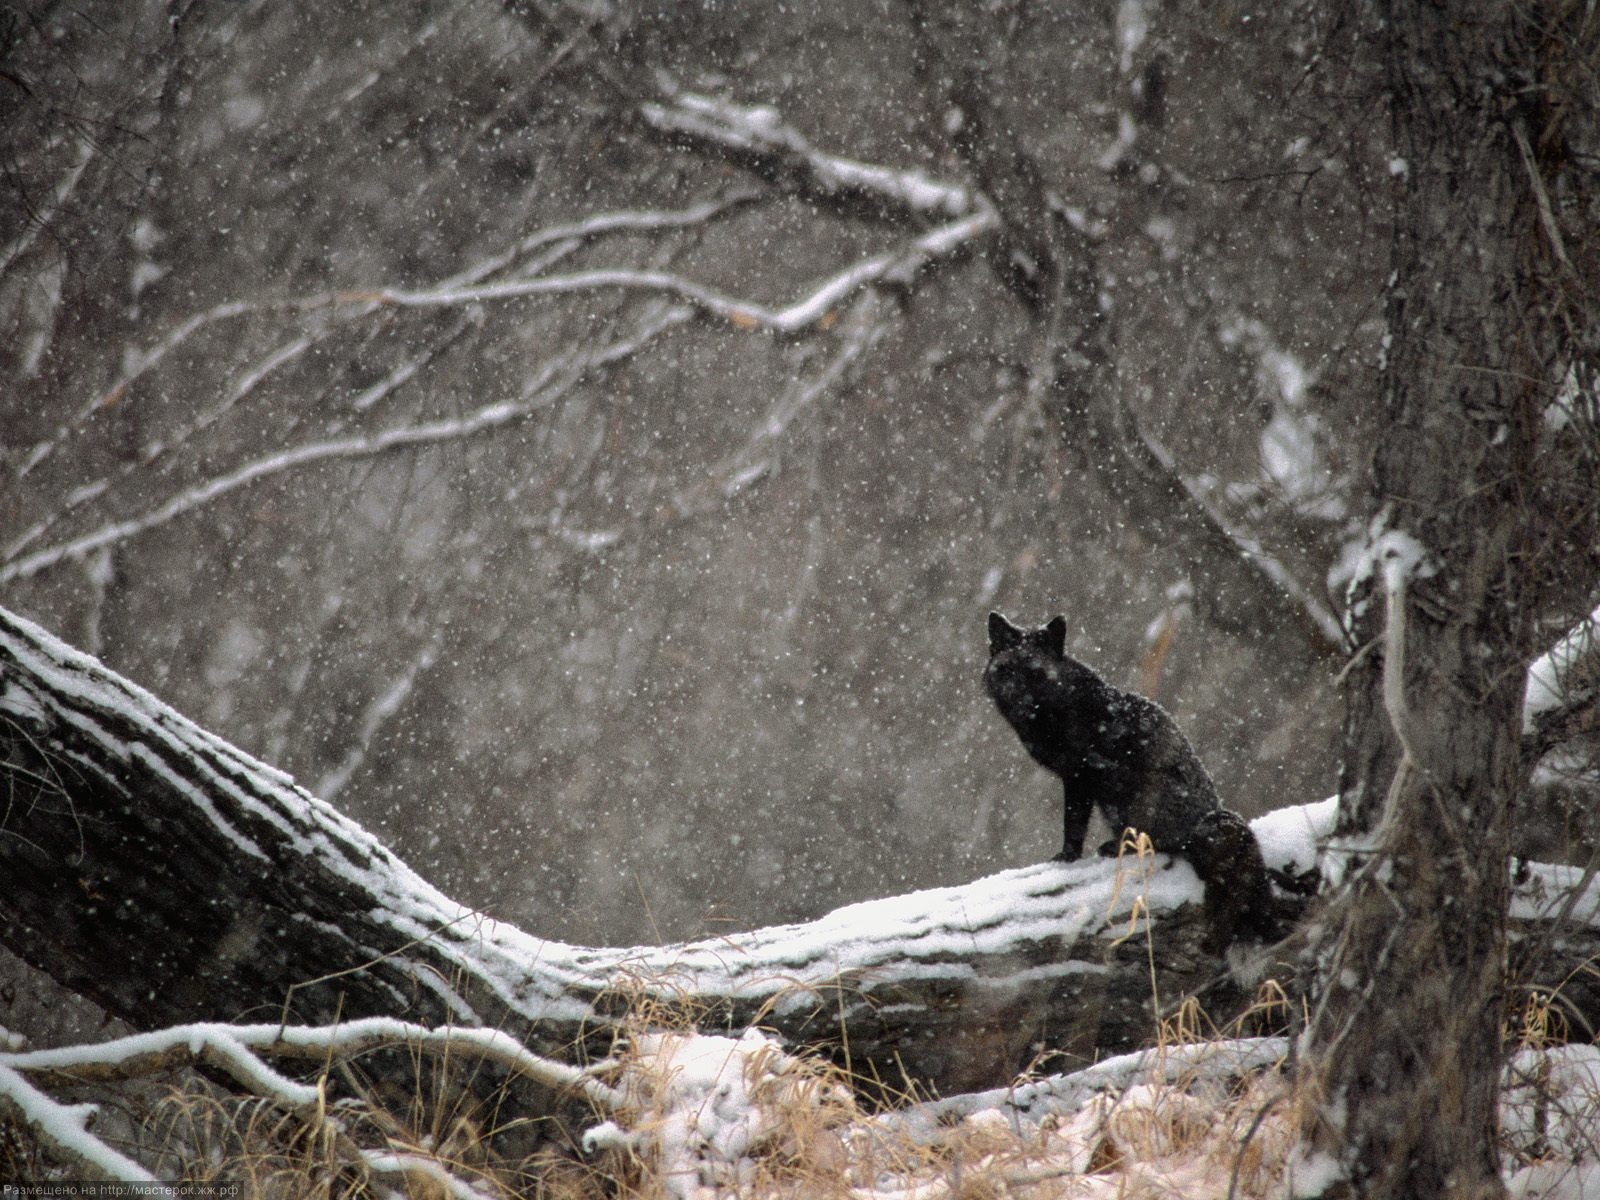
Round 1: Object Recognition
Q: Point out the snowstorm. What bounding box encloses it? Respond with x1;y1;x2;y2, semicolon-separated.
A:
1;2;1369;950
3;3;1598;1196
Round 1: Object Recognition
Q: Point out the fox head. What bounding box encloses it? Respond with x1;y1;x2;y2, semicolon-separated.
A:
987;611;1067;659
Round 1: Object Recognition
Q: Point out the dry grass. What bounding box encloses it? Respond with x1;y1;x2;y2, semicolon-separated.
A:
0;860;1305;1200
2;1025;611;1199
1;996;1302;1199
560;951;1322;1200
7;1003;1598;1199
6;893;1597;1197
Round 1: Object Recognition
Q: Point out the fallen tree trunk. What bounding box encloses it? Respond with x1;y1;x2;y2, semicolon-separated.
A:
2;605;1597;1096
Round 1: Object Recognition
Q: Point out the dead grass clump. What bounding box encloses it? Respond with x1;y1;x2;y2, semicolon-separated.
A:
3;1027;616;1199
575;981;1313;1200
589;1020;867;1199
12;945;1597;1196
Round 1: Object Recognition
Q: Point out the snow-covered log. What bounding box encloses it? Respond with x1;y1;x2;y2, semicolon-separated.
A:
2;604;1598;1097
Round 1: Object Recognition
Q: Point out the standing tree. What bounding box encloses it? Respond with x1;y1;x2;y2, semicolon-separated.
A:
1291;3;1599;1197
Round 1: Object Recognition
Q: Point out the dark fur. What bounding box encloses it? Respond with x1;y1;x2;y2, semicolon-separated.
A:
984;612;1277;947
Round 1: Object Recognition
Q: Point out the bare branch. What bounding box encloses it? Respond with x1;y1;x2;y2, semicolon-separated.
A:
443;189;765;288
896;10;1346;665
0;136;96;279
1127;421;1346;650
1512;118;1578;284
14;297;261;483
7;305;479;590
670;290;892;515
6;329;322;563
0;306;691;582
315;635;442;802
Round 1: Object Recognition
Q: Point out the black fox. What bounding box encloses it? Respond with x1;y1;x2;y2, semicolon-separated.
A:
984;611;1276;947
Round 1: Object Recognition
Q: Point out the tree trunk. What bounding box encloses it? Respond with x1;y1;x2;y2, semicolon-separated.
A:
5;604;1600;1106
1292;4;1600;1197
0;601;1254;1098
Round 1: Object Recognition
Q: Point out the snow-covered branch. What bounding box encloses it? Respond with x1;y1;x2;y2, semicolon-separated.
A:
344;210;993;332
5;327;324;563
0;597;1304;1094
15;298;258;482
1131;420;1346;651
2;407;532;583
2;1016;620;1112
315;635;443;801
6;190;963;587
885;1036;1291;1141
1;1016;620;1191
8;195;752;487
642;90;979;221
0;1064;158;1183
670;290;890;515
3;200;973;582
432;189;764;292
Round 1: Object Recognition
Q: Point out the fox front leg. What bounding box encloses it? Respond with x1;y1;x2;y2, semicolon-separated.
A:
1056;784;1092;863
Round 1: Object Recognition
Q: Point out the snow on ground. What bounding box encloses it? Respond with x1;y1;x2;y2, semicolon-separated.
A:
10;1020;1596;1197
586;1035;1600;1199
1504;1044;1600;1168
884;1037;1290;1142
586;1026;855;1200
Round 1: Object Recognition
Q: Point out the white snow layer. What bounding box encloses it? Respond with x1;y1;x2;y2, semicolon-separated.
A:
888;1036;1291;1141
586;1028;824;1200
585;1034;1600;1198
1504;1043;1600;1199
2;602;1318;1040
1252;796;1337;874
1331;509;1438;619
0;1063;157;1183
1525;602;1600;732
641;92;973;219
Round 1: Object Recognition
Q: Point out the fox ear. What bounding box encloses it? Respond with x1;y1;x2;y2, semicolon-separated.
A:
988;611;1023;654
1044;615;1068;656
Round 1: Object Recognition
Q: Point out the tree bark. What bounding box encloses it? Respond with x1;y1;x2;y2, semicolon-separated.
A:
5;603;1600;1105
1292;4;1600;1197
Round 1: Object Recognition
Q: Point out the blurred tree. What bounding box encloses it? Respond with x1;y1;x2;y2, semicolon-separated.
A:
2;1;1370;956
1;3;1597;1191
